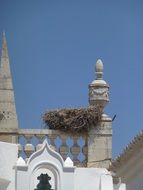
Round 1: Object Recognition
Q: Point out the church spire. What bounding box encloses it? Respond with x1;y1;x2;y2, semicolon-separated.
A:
0;31;11;77
0;32;18;130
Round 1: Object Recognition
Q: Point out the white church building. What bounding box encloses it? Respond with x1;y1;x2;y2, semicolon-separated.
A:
0;32;140;190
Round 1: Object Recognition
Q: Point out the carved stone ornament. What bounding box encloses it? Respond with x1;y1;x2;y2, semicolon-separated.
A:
89;87;109;100
0;112;5;120
88;59;110;110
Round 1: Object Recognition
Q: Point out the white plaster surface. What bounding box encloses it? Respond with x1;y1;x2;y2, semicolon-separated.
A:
15;140;75;190
75;168;114;190
16;157;26;166
114;184;126;190
0;178;10;190
15;140;126;190
100;173;113;190
64;157;73;167
0;141;18;190
0;140;126;190
0;141;125;190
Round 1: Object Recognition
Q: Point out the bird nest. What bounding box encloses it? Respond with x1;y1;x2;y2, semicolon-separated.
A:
43;106;101;134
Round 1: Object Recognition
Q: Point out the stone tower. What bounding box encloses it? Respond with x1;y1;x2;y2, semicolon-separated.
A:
87;59;112;168
0;32;18;142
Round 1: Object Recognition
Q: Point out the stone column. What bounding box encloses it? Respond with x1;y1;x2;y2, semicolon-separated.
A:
87;59;112;168
87;114;112;168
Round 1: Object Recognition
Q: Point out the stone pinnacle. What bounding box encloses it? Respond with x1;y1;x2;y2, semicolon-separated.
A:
95;59;103;79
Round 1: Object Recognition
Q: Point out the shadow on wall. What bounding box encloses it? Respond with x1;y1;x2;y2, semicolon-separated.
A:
0;177;10;190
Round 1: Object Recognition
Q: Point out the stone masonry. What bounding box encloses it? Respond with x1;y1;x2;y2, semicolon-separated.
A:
0;34;112;168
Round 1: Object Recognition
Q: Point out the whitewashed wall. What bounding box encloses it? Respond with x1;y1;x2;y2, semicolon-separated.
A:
0;141;18;190
0;140;125;190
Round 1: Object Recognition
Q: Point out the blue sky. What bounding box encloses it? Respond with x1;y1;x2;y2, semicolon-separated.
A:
0;0;143;158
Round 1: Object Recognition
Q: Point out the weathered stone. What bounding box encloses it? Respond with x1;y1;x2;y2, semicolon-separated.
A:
0;32;18;143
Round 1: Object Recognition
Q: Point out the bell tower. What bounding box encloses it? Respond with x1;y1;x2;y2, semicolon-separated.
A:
0;32;18;142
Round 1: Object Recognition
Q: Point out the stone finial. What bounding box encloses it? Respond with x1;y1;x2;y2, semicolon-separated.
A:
95;59;103;79
88;59;109;110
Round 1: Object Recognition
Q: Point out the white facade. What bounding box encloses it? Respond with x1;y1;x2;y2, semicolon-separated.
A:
0;140;125;190
0;141;18;190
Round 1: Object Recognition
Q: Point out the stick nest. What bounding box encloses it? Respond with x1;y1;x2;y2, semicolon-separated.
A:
43;106;101;134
